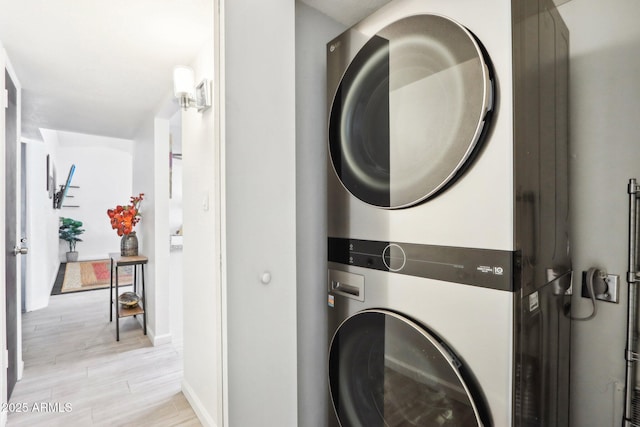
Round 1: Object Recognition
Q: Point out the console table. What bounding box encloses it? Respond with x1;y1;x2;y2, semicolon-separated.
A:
109;253;148;341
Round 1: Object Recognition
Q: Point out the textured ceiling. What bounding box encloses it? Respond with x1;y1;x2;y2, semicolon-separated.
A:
0;0;213;140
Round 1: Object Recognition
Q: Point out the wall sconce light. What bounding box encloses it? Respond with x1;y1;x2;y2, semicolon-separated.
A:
173;65;211;112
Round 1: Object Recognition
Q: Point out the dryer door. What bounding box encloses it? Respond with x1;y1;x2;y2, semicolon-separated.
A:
328;14;494;209
329;309;489;426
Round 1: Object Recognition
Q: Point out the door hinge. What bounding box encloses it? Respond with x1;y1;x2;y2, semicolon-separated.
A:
4;88;8;109
4;348;8;369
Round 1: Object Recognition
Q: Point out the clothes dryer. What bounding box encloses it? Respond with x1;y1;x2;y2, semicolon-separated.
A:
326;0;572;426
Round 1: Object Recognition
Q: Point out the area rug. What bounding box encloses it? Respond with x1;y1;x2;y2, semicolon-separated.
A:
51;259;133;295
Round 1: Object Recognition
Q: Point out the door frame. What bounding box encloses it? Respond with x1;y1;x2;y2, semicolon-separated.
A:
0;41;7;427
1;43;24;415
6;49;23;384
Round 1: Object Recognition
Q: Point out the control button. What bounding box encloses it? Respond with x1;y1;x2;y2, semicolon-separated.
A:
382;244;406;272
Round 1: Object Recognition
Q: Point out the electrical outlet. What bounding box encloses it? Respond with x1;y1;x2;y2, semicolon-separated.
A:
581;272;619;303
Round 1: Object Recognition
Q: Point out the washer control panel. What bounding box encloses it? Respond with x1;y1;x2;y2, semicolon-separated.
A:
382;243;406;272
328;237;515;291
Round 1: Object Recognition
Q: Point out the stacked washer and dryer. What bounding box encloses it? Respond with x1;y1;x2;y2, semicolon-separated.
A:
326;0;571;426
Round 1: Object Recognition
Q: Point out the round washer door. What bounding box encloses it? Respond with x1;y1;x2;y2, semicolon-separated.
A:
328;14;494;209
329;310;488;426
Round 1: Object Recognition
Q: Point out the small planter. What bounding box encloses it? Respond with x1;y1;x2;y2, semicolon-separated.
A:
60;217;84;263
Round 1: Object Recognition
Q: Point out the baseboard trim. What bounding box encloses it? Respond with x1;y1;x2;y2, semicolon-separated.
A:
136;316;171;346
17;359;24;381
152;332;172;346
182;379;217;427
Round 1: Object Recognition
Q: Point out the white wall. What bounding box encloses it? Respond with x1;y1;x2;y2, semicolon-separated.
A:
132;111;174;346
558;1;640;426
52;130;134;261
295;3;345;426
23;133;61;311
181;31;222;427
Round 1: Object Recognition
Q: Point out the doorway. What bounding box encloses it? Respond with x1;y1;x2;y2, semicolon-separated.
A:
5;67;19;399
20;143;27;314
169;111;184;343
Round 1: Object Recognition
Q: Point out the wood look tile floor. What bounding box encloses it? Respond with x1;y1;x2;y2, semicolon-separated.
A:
7;288;201;427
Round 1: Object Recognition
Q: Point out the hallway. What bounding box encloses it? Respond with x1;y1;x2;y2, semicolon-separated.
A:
6;288;199;426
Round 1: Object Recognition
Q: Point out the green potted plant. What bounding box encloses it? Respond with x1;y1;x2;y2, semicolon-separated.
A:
59;217;85;262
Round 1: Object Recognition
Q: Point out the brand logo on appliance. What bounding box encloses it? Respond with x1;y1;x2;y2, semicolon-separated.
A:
477;265;505;275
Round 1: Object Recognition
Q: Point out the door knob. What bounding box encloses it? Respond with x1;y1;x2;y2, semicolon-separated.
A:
261;272;271;284
13;245;28;256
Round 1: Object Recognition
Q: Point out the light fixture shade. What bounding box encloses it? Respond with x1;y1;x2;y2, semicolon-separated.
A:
173;65;195;97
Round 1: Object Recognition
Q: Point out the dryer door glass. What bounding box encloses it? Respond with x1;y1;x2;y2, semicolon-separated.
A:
329;310;488;426
328;14;493;208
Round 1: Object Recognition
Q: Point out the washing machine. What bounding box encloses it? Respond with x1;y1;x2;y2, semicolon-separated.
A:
326;0;572;426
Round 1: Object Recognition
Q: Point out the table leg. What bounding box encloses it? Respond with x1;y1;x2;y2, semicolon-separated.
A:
116;264;120;341
142;264;147;336
133;264;137;319
110;258;113;322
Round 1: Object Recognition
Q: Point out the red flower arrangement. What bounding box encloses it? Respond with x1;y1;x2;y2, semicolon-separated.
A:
107;193;144;236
